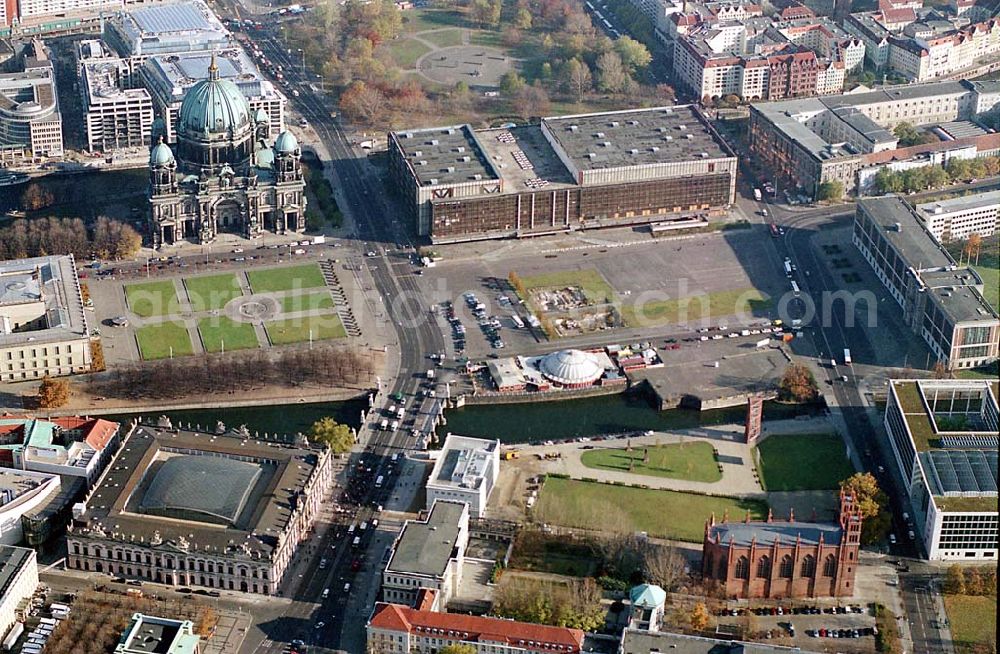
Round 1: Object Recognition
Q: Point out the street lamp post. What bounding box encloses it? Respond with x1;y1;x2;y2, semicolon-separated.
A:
297;48;305;76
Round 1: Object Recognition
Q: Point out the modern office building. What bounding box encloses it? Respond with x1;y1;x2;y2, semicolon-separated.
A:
0;469;62;544
65;423;335;594
0;255;92;382
104;1;232;62
141;48;285;143
915;190;1000;242
366;602;585;654
0;546;38;638
389;105;737;242
425;435;499;518
853;196;999;370
115;614;201;654
147;55;305;246
382;500;469;610
748;79;1000;198
0;416;123;486
80;52;153;153
0;44;63;165
883;380;998;560
702;491;863;599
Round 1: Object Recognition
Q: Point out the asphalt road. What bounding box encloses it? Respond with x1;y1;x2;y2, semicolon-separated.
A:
243;16;446;653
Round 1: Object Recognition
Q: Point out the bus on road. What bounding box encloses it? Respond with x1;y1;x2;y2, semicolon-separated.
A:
843;349;852;365
791;281;800;295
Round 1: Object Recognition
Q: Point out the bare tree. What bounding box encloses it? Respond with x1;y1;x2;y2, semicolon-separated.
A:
642;542;687;591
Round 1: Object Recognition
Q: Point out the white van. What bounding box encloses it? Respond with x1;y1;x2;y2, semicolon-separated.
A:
322;588;330;599
375;475;384;488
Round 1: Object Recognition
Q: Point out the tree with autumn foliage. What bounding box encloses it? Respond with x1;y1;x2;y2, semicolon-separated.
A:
689;602;711;631
779;363;818;402
37;376;70;408
339;81;386;125
840;472;891;544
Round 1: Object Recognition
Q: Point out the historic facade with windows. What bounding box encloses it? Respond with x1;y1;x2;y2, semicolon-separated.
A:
701;491;862;598
147;55;306;247
65;423;333;595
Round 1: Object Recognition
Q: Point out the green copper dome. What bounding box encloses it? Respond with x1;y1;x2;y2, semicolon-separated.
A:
177;55;251;137
150;139;174;166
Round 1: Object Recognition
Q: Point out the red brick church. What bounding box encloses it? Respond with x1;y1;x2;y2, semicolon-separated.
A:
701;491;862;599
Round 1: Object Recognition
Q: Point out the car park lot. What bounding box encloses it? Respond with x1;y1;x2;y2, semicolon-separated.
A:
413;227;790;358
714;602;878;652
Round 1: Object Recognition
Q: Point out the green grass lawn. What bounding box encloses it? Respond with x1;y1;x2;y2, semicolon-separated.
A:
197;316;259;353
184;273;242;312
621;288;770;327
944;595;997;653
280;291;334;314
247;264;326;294
468;30;503;47
972;264;998;312
520;269;616;305
124;280;179;318
423;28;464;48
755;433;855;491
535;477;767;542
265;313;346;345
385;37;431;68
581;441;721;482
135;322;193;360
400;7;467;33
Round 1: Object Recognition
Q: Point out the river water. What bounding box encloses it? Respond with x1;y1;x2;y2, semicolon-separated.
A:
108;397;368;437
440;393;813;443
106;393;814;444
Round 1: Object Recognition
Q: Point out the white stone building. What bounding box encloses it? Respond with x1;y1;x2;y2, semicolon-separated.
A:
0;546;38;639
425;435;500;518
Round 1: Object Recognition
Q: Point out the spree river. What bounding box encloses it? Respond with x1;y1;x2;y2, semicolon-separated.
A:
107;393;815;444
108;397;368;436
441;393;814;443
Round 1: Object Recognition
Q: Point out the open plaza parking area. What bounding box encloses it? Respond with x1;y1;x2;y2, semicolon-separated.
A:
89;259;363;364
415;226;790;357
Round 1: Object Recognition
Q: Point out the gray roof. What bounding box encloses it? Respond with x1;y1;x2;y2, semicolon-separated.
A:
391;125;500;187
708;521;844;547
139;455;263;525
386;500;466;577
79;426;321;559
920;449;998;496
143;48;282;106
830;106;895;146
428;434;498;490
917;189;1000;217
859;197;998;323
131;2;215;34
0;546;34;601
0;255;89;348
121;617;181;654
858;197;953;270
621;629;822;654
543;105;731;170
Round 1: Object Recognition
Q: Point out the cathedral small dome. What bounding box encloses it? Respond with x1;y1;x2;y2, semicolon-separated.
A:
274;130;299;154
150;139;174;166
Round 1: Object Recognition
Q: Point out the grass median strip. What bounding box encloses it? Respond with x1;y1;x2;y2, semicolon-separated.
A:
535;477;766;542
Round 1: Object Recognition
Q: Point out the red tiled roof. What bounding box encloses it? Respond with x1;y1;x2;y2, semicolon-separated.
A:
83;419;120;450
880;7;916;23
414;589;437;611
0;415;119;450
864;132;1000;165
369;604;585;652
